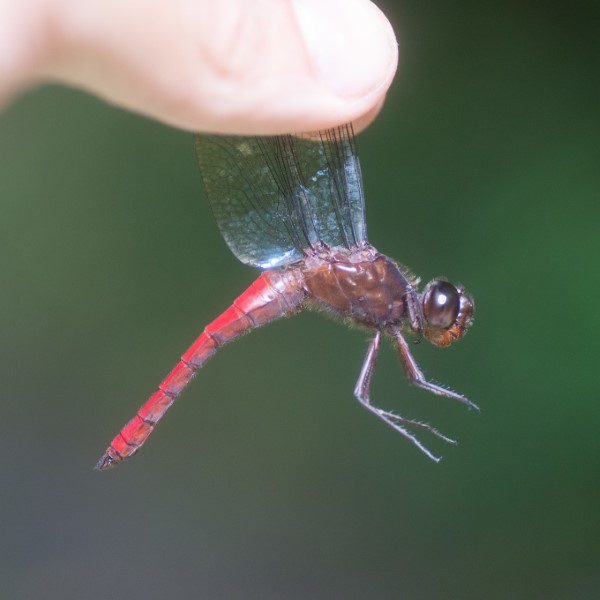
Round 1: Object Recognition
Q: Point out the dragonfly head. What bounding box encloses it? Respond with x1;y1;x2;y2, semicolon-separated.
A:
421;280;474;348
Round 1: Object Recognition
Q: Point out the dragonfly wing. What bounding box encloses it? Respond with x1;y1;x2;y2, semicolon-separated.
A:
294;124;367;249
194;135;305;269
194;124;367;270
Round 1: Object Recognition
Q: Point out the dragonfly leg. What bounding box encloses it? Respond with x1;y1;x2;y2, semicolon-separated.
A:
404;285;424;337
353;330;381;406
353;330;452;462
391;325;479;411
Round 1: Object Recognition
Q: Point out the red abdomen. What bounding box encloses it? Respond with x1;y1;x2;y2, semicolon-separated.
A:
96;269;305;470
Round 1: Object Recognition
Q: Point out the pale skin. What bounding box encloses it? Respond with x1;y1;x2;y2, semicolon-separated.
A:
0;0;398;134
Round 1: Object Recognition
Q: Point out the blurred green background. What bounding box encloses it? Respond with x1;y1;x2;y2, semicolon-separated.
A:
1;2;598;598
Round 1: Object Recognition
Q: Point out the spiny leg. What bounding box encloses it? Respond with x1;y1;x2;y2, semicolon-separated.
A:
353;330;453;463
354;330;381;403
391;326;480;412
404;285;424;338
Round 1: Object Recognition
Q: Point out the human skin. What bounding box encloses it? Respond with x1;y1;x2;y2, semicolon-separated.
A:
0;0;398;134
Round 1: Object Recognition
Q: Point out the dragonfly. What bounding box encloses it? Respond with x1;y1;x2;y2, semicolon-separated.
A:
96;123;476;470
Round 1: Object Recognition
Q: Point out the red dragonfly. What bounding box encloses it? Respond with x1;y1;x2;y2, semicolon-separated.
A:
96;124;476;470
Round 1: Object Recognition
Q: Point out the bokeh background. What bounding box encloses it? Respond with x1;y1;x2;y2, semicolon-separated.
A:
1;1;598;598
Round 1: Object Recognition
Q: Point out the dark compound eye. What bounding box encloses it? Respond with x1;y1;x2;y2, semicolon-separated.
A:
423;281;460;329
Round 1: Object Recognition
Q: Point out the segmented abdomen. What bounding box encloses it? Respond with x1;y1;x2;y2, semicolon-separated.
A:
96;269;305;470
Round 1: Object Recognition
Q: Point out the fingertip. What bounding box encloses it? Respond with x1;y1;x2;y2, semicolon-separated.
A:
292;0;398;100
351;95;386;134
178;0;397;134
32;0;397;136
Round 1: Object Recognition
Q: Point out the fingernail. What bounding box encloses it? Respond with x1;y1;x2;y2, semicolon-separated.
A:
292;0;398;98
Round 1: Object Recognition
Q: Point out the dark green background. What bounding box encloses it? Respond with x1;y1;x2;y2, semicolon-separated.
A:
1;2;598;598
